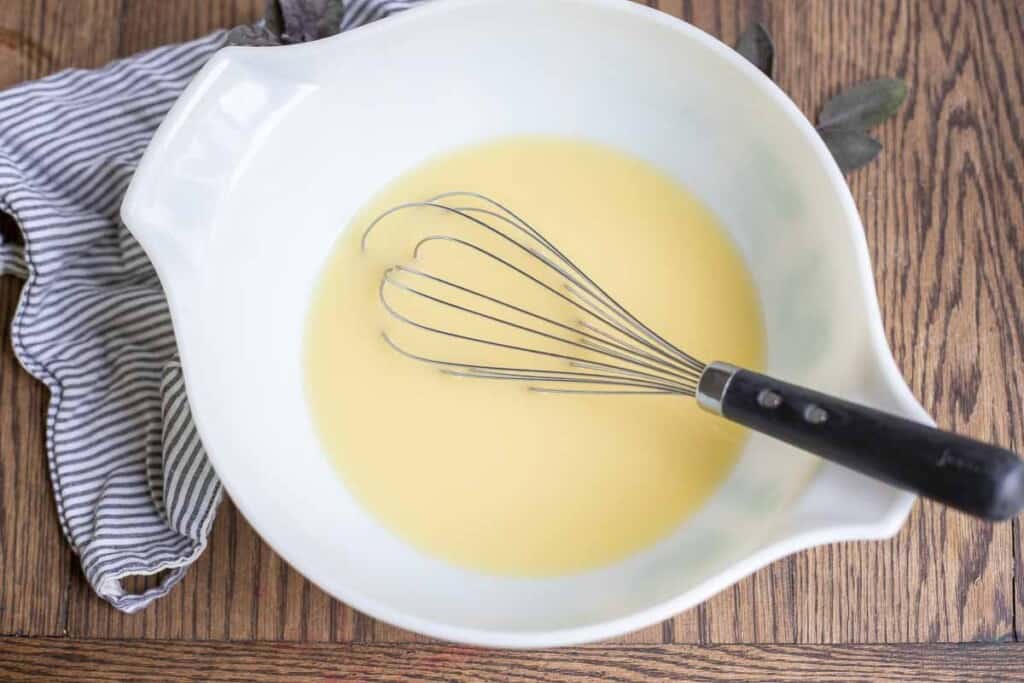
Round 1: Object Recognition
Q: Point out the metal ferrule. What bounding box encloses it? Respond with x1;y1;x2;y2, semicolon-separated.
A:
696;361;739;415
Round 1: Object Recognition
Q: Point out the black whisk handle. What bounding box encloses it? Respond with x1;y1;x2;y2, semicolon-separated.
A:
697;363;1024;521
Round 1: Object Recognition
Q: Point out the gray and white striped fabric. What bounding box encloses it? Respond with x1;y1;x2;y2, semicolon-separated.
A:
0;0;421;614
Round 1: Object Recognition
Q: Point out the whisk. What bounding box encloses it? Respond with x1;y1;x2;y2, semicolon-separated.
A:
362;192;1024;521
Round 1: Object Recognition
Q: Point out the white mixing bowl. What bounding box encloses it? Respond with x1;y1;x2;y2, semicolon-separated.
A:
122;0;923;647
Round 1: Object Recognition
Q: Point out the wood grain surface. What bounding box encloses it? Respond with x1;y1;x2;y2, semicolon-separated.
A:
0;0;1022;678
2;639;1024;682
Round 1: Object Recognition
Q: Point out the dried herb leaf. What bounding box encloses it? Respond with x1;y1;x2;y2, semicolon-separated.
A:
734;23;774;78
265;0;285;37
730;24;901;175
818;78;907;131
226;23;282;47
819;128;882;173
227;0;344;46
279;0;343;43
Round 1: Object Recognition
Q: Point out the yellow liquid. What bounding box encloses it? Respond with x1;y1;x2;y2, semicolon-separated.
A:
305;137;765;575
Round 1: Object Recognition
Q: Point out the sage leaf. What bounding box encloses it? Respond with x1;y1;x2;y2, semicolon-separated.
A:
279;0;344;43
819;128;882;173
265;0;285;38
226;23;282;47
734;23;774;78
228;0;344;46
818;78;907;131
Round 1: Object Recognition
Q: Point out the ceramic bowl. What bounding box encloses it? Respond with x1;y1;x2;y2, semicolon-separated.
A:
122;0;923;647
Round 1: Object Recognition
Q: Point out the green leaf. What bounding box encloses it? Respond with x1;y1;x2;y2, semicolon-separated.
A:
317;0;345;39
264;0;285;37
226;23;282;47
819;128;882;173
818;78;907;131
228;0;344;46
734;23;774;78
279;0;344;42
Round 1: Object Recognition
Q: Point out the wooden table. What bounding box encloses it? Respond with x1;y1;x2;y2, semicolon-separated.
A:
1;1;1023;680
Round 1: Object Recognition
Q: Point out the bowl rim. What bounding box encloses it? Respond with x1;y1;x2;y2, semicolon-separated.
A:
123;0;919;647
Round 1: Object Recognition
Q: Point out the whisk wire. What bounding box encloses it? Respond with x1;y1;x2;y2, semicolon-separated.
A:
369;197;696;374
363;192;706;395
410;218;688;372
379;285;695;393
400;238;698;384
430;192;708;372
381;333;693;396
386;265;695;386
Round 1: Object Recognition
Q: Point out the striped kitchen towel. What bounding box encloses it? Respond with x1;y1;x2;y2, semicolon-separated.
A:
0;0;421;614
